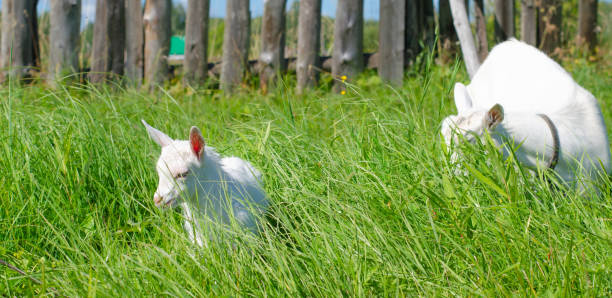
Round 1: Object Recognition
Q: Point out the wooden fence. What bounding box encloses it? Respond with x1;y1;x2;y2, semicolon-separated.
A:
0;0;601;93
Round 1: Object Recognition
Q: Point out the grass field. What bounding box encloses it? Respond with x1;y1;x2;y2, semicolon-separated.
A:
1;49;612;295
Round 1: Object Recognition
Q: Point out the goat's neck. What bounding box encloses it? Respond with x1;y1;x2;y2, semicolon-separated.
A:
491;112;557;169
186;148;237;212
193;150;225;182
180;150;226;241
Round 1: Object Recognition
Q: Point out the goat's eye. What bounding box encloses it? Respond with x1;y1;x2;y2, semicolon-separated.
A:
175;171;189;179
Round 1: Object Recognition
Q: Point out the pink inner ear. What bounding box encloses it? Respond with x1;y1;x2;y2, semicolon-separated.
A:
190;134;204;158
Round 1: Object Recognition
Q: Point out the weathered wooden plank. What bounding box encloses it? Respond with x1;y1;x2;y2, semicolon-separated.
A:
296;0;321;92
1;0;40;80
577;0;598;51
538;0;562;56
421;0;435;50
220;0;250;94
405;0;419;60
495;0;515;42
332;0;363;92
126;0;144;85
49;0;81;83
91;0;125;83
520;0;537;46
184;0;210;86
144;0;172;86
196;53;377;79
259;0;286;91
378;0;404;86
449;0;480;78
474;0;488;61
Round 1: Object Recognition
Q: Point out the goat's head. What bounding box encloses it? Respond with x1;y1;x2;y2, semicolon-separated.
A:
441;83;505;157
142;120;206;208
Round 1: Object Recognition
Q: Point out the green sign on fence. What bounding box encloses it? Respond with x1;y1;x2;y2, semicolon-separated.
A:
169;36;185;55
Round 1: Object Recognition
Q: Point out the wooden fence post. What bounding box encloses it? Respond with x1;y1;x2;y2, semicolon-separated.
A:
577;0;598;52
184;0;210;86
405;0;418;61
126;0;144;85
144;0;171;87
379;0;404;86
405;0;434;62
332;0;363;92
296;0;321;93
49;0;81;83
495;0;515;42
449;0;480;78
474;0;488;61
220;0;250;94
259;0;286;92
438;0;461;64
538;0;562;55
1;0;40;80
421;0;435;50
520;0;537;46
91;0;125;83
439;0;456;47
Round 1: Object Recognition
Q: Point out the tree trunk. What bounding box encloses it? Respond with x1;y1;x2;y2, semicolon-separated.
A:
1;0;40;80
48;0;81;83
184;0;210;86
378;0;404;86
449;0;480;78
220;0;250;94
144;0;171;87
259;0;286;92
296;0;321;93
126;0;144;85
577;0;598;51
474;0;488;62
495;0;515;42
520;0;537;46
332;0;363;92
538;0;562;56
91;0;125;83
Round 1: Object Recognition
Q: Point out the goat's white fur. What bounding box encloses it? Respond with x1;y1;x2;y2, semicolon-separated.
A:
441;39;611;187
142;120;268;245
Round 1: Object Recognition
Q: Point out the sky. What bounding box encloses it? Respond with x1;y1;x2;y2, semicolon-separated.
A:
198;0;382;19
32;0;384;25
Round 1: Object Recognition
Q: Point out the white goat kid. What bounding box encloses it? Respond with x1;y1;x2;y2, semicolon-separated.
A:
441;39;611;188
142;120;268;246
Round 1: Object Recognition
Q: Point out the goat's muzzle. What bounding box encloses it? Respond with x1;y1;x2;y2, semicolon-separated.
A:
153;193;163;207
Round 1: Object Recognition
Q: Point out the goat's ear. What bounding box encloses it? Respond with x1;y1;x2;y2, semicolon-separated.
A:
142;119;173;147
189;126;205;160
454;83;473;114
485;104;504;129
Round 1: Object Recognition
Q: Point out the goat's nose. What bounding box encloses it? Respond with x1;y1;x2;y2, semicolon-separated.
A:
153;193;163;206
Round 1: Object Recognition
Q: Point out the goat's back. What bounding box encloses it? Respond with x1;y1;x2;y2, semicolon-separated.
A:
467;39;589;114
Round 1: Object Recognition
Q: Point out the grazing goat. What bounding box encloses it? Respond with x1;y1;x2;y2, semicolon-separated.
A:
441;39;610;188
142;120;268;246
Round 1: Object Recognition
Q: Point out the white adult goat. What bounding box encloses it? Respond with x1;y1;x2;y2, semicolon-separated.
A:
142;120;268;246
441;39;611;188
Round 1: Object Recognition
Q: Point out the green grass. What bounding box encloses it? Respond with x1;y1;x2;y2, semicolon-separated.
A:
0;55;611;296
